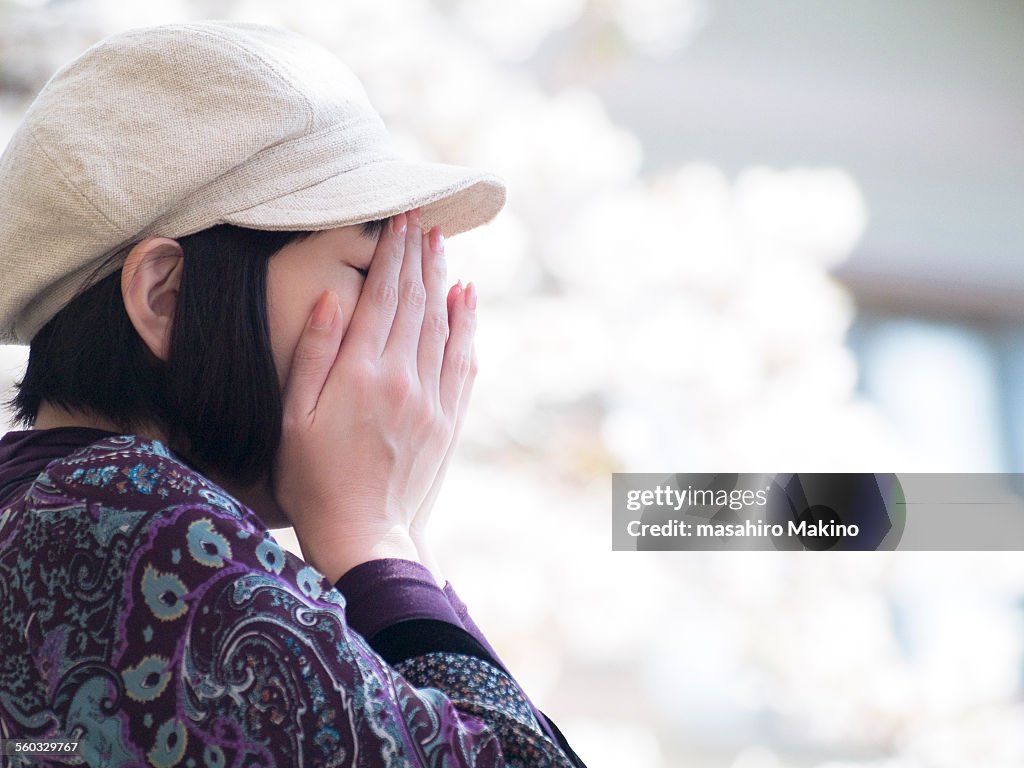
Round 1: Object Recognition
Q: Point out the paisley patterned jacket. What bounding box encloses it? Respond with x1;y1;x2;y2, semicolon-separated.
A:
0;432;584;767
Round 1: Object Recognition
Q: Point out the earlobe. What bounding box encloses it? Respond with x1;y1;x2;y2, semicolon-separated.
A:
121;237;185;362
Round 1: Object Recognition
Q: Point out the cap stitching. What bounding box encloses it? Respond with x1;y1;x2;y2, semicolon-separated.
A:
27;131;126;237
178;22;317;135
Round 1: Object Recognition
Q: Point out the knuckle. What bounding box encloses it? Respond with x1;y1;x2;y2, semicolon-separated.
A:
371;279;398;310
456;306;477;332
291;339;329;368
451;351;472;379
400;279;426;307
424;312;448;339
348;359;378;390
416;400;439;429
385;369;415;401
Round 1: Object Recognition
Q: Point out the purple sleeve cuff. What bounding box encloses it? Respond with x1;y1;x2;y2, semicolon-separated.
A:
337;564;562;747
334;558;462;641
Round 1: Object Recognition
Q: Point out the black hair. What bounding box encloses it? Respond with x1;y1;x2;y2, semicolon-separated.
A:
11;219;387;485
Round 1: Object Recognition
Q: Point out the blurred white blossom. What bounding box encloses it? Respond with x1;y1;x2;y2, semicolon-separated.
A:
600;0;710;57
450;0;587;61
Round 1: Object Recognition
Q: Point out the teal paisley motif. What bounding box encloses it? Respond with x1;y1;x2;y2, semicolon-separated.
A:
148;716;187;767
202;743;226;768
296;566;323;600
255;537;285;575
141;565;189;621
64;675;139;768
186;518;231;568
122;655;171;702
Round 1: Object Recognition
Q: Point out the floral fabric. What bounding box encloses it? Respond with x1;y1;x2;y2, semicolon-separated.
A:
0;435;577;767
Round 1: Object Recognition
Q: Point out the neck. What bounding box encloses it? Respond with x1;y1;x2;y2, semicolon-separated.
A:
34;401;165;441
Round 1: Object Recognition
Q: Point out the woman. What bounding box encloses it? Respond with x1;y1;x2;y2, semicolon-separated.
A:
0;21;584;767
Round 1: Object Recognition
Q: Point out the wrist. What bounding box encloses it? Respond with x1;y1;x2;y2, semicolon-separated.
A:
298;526;420;584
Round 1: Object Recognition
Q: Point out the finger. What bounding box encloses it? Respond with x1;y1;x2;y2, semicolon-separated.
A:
417;226;447;387
282;290;343;422
439;281;477;416
416;346;473;520
384;207;426;360
343;212;407;359
415;333;475;525
450;342;476;441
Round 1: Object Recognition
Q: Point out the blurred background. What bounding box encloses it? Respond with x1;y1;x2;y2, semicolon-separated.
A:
1;1;1023;765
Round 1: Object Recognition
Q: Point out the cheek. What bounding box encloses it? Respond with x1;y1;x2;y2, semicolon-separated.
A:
265;268;362;387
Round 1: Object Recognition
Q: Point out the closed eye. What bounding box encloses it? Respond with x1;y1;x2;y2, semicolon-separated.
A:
354;266;369;278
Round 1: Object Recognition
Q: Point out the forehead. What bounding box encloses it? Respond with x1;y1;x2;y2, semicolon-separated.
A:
274;224;378;266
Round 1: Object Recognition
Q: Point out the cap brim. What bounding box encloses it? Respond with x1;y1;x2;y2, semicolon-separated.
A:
222;158;506;236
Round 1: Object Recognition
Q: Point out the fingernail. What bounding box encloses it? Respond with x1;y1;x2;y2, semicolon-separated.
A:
310;291;337;330
391;213;406;235
430;227;444;254
465;282;477;310
409;207;421;228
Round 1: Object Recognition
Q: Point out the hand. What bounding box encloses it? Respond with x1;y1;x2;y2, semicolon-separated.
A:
272;209;477;583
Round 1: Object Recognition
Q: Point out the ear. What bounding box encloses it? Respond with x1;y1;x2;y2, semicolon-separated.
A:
121;237;185;362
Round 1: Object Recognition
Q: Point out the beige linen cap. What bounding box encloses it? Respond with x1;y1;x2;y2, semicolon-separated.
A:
0;21;506;344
